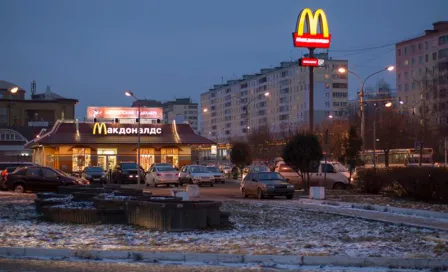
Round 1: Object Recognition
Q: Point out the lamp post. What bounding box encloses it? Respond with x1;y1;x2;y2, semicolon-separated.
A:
245;92;270;133
125;91;142;185
372;101;393;171
338;66;395;151
7;86;19;126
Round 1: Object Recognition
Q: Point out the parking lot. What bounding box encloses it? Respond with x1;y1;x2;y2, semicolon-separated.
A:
123;181;244;200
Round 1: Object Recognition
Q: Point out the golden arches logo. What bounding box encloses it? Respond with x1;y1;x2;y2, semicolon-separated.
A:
92;123;107;135
292;8;331;49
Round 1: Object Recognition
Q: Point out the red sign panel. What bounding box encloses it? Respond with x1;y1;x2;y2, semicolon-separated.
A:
300;58;319;67
87;107;163;120
293;33;331;49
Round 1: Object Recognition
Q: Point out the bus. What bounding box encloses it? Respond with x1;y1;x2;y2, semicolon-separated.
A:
362;148;434;167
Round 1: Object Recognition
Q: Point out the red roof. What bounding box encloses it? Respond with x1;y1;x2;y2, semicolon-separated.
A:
25;122;214;148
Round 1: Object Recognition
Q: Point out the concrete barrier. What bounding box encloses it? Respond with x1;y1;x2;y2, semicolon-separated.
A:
309;186;325;200
171;189;189;201
0;247;446;269
186;185;200;197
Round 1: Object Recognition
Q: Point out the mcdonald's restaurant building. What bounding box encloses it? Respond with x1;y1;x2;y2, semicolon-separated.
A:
25;120;215;173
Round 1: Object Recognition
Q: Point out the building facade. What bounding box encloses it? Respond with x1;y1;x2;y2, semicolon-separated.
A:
26;120;214;173
162;98;199;133
396;21;448;128
0;81;78;161
200;54;348;142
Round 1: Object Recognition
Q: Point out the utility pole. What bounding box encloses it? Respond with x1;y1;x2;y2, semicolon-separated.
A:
309;48;315;132
324;129;328;181
373;104;377;171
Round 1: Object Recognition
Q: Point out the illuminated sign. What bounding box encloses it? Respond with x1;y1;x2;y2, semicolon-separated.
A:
292;8;331;49
87;107;163;120
92;123;162;135
92;123;108;135
211;145;217;155
299;58;325;67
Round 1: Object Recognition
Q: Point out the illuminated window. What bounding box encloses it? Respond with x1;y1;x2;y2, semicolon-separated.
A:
161;148;179;168
72;148;91;172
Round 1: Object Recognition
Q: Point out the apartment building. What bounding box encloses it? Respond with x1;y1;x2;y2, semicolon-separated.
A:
130;98;199;133
396;21;448;128
162;98;199;133
200;54;349;142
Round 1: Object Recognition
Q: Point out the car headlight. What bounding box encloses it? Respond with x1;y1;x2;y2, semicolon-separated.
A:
350;177;354;182
287;185;294;189
193;176;201;180
86;174;91;178
266;185;275;188
129;175;134;178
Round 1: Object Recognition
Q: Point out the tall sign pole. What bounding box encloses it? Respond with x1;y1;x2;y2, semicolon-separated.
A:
292;8;331;132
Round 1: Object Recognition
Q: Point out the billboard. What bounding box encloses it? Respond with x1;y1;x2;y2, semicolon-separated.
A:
292;8;331;49
87;107;163;120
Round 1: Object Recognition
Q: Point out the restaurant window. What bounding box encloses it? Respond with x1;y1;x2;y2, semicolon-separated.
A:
139;148;155;171
97;148;117;171
161;148;179;168
72;148;91;173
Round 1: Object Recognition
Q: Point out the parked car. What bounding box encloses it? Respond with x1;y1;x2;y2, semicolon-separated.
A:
146;165;179;187
274;161;351;189
309;161;351;189
179;165;214;187
206;166;225;184
4;166;89;193
1;162;36;189
112;162;145;184
274;163;301;184
242;165;271;181
241;172;294;199
82;166;107;183
220;165;232;175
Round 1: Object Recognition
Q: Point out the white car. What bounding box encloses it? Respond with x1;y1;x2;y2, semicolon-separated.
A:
146;166;179;187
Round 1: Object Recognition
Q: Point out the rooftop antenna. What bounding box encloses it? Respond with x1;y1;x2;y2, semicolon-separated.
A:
31;80;36;98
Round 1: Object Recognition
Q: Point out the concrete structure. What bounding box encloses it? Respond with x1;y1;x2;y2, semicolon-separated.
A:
396;21;448;128
0;81;77;161
162;98;198;133
200;54;348;142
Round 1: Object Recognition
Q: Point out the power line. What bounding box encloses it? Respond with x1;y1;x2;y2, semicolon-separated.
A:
329;31;423;53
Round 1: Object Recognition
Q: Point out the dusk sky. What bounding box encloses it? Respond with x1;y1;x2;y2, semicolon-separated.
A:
0;0;446;119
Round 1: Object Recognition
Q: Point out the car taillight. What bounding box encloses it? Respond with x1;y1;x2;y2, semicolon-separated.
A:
156;173;162;177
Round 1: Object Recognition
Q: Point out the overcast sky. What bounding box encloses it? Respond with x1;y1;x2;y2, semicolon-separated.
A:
0;0;446;118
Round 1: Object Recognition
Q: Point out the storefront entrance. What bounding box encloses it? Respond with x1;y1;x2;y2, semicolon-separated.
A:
97;149;117;171
161;148;179;168
139;148;155;171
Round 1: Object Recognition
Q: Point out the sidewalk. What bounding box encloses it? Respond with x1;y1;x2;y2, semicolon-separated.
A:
265;200;448;232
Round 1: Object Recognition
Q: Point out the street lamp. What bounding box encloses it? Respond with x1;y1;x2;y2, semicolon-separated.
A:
10;87;19;94
372;101;395;170
338;65;395;151
203;108;208;113
244;91;270;133
124;90;142;185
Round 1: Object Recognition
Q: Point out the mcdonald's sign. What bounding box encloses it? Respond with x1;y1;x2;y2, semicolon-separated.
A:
92;123;108;135
292;8;331;49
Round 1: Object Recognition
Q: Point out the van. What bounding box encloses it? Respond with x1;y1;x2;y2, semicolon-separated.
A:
275;161;350;190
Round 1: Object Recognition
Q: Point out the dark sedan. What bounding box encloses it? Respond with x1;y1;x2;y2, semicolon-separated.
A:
240;172;294;199
83;166;107;183
5;166;89;193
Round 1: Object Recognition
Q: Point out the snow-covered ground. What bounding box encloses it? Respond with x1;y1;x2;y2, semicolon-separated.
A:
0;194;447;258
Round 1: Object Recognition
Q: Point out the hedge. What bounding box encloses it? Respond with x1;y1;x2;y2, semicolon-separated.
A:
355;167;448;203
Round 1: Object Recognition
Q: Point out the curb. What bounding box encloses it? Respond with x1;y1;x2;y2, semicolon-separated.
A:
0;247;446;269
298;198;448;220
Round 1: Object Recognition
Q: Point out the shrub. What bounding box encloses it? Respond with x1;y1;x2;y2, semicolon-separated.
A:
355;167;448;203
354;168;393;194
